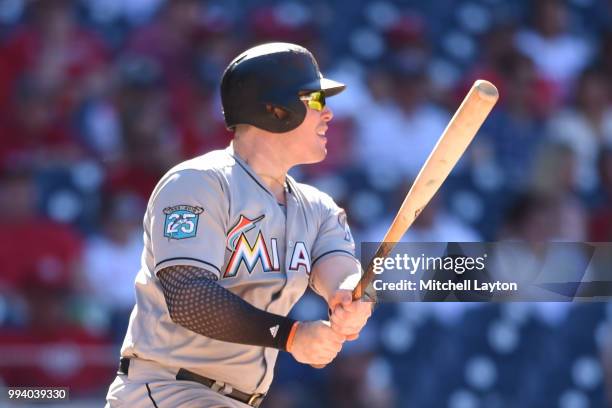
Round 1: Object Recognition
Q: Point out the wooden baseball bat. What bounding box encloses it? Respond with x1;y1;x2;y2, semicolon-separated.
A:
352;79;499;300
310;80;498;369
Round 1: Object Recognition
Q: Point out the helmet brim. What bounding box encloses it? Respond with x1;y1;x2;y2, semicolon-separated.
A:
301;77;346;97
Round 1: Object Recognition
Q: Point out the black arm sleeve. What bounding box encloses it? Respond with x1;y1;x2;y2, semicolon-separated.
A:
157;265;296;351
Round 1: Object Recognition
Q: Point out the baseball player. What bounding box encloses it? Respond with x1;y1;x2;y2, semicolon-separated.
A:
105;42;372;407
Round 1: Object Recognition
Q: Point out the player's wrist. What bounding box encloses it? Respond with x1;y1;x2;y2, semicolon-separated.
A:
266;315;297;352
285;321;300;353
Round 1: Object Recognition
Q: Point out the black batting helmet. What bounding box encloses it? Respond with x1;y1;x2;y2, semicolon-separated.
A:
221;42;346;133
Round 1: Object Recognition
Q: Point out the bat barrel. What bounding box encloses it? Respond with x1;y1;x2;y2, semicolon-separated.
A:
352;79;499;300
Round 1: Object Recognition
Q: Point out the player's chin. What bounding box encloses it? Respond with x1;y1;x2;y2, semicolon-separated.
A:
302;148;327;164
314;146;328;162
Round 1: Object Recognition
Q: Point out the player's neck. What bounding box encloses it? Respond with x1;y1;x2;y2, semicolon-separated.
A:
232;138;289;202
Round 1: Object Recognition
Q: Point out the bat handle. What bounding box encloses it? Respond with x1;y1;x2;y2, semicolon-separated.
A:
310;290;362;370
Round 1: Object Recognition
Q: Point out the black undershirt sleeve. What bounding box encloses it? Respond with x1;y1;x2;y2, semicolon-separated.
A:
157;265;296;351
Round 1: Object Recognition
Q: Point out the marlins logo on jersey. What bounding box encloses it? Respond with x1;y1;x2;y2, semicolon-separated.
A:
224;214;280;278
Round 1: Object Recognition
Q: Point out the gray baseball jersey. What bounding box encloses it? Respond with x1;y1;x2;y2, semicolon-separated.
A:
120;144;356;394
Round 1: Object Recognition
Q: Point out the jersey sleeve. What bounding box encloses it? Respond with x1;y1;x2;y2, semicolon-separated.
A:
150;169;227;278
311;193;357;267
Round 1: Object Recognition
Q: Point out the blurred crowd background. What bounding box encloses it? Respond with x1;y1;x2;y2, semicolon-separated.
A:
0;0;611;406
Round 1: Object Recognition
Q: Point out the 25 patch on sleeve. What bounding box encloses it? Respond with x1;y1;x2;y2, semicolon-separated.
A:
163;205;204;239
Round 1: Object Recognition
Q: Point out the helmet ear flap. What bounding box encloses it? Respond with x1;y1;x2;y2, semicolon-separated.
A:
265;104;290;121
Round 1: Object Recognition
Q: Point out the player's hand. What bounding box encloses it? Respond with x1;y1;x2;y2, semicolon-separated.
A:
289;320;345;365
328;289;372;341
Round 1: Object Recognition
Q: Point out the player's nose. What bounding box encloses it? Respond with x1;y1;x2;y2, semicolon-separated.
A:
321;105;333;122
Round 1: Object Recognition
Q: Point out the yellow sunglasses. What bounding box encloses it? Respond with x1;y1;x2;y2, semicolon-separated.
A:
299;91;326;111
